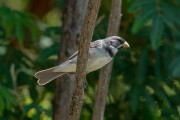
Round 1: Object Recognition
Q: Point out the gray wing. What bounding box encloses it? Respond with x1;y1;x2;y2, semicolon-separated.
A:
53;40;102;72
67;40;102;60
53;51;78;73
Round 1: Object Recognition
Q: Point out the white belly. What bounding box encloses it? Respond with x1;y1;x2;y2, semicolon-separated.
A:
87;56;112;72
53;48;114;73
55;56;112;73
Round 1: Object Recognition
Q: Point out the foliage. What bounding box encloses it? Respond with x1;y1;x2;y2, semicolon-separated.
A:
0;0;180;120
0;7;38;42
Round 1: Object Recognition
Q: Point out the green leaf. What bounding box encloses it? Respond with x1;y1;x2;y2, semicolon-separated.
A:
154;49;163;80
0;96;4;116
29;86;38;101
56;0;64;9
0;86;16;109
150;16;164;49
0;8;38;42
136;48;149;84
15;19;25;43
0;7;15;40
161;1;180;30
128;0;155;13
132;9;155;33
21;13;39;41
27;22;39;41
170;56;180;77
155;87;170;107
130;86;139;113
37;44;58;63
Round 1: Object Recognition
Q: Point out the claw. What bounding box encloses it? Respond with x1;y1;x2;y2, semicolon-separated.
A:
84;79;88;89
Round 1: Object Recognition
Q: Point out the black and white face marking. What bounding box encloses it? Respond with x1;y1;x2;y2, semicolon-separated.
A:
107;36;126;49
103;36;130;57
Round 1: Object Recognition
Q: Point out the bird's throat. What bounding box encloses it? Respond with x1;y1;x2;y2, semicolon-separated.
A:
104;46;114;57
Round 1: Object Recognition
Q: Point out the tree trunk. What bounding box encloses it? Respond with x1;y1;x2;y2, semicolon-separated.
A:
68;0;101;120
53;1;88;120
92;0;122;120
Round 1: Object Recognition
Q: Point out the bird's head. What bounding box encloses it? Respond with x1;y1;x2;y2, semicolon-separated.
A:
106;36;130;49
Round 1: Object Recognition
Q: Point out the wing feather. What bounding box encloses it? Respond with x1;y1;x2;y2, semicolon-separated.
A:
67;51;78;60
67;40;102;60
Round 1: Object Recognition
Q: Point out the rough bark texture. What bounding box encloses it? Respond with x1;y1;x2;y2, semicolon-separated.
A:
68;0;101;120
92;0;122;120
53;1;88;120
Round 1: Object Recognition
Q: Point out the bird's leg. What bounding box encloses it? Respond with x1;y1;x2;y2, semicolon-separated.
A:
84;79;88;89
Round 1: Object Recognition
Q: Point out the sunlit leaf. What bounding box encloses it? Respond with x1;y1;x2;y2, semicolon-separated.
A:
155;87;170;107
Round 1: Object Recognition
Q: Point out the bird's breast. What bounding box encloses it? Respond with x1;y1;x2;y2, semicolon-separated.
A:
87;50;113;72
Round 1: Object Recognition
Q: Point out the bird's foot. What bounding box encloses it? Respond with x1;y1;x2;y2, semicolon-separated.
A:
84;79;88;89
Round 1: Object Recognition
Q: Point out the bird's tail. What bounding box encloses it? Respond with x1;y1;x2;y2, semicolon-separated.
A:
35;66;65;85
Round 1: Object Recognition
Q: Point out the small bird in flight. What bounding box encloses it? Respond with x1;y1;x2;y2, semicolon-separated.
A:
35;36;130;85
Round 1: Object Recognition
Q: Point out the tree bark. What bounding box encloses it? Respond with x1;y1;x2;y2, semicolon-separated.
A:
92;0;122;120
68;0;101;120
53;1;88;120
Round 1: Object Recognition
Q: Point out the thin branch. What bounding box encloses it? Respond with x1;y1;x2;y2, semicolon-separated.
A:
68;0;101;120
53;1;88;120
92;0;122;120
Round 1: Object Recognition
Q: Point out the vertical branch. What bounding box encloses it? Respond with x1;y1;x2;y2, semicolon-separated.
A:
53;0;88;120
69;0;101;120
92;0;122;120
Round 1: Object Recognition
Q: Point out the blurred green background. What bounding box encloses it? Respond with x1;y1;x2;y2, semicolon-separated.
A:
0;0;180;120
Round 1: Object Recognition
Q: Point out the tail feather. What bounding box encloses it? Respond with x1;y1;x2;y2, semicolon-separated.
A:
35;67;65;85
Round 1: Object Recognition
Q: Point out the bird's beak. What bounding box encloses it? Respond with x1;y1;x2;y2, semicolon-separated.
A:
122;41;130;48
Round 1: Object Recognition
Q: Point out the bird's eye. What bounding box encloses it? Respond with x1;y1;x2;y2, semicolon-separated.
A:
110;41;113;45
117;38;124;44
110;40;117;47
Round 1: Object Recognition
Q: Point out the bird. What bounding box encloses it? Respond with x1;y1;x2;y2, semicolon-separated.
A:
35;36;130;85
